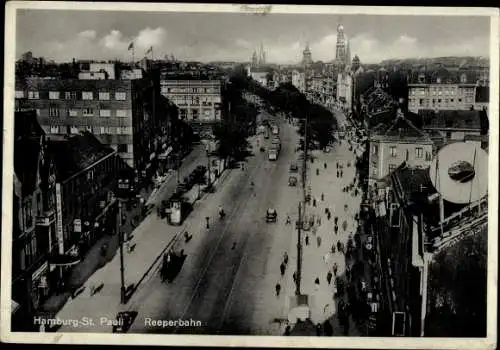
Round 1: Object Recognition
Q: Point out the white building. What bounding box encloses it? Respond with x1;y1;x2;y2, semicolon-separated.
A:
292;69;306;93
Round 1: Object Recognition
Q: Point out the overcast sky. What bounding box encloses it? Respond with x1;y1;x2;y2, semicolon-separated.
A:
15;9;491;64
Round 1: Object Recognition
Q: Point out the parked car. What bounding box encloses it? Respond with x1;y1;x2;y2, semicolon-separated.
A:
266;208;277;223
289;163;299;173
288;176;298;187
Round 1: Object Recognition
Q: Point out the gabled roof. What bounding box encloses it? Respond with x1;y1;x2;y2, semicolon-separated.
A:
47;132;115;182
418;109;482;130
14;137;42;197
371;112;431;143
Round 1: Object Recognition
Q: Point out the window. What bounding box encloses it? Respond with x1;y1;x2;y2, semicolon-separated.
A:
372;144;378;155
65;91;77;100
117;144;128;153
28;91;39;99
415;147;423;158
50;126;59;134
99;92;110;100
15;90;24;98
389;146;397;157
49;91;60;100
49;107;60;117
82;108;94;117
99;109;111;117
116;110;128;118
82;92;93;100
115;92;127;100
388;163;397;173
116;127;122;134
68;109;78;117
371;162;377;176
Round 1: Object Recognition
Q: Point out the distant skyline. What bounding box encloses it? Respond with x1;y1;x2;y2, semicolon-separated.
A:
16;9;491;64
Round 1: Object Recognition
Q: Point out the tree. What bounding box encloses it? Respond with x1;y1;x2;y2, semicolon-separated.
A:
212;122;250;164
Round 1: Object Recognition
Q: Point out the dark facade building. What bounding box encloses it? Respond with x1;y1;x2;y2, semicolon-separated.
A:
46;132;128;259
15;69;177;187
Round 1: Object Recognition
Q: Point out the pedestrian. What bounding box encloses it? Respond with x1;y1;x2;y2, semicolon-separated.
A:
337;171;339;178
337;241;341;252
340;170;343;178
333;263;338;276
316;323;322;336
324;162;327;169
305;235;309;245
205;216;210;229
327;271;333;285
331;245;336;254
317;216;322;226
280;263;286;276
321;193;324;201
317;235;322;247
286;215;291;225
275;283;281;296
327;211;331;220
334;225;338;234
316;168;319;176
315;277;320;286
284;325;291;336
293;271;297;283
313;198;317;207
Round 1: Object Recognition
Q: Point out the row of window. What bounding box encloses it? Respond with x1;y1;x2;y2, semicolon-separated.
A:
372;145;424;158
161;87;219;94
409;97;474;106
47;125;133;135
17;91;128;101
46;107;132;118
371;162;425;176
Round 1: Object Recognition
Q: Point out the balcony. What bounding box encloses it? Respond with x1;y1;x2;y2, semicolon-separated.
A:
36;210;56;227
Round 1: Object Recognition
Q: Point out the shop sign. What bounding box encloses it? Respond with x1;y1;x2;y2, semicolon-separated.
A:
73;219;82;233
55;184;64;255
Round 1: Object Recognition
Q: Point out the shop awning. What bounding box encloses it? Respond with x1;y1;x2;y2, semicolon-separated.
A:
11;300;21;314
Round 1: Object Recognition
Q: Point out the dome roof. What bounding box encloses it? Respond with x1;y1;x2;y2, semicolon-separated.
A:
337;24;344;32
352;55;360;63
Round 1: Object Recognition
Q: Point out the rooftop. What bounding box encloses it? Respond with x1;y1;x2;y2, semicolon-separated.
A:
47;132;115;182
407;68;486;85
371;112;432;143
418;109;482;130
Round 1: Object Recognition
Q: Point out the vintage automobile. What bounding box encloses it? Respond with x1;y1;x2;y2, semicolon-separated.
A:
289;163;299;173
266;208;277;223
288;176;298;187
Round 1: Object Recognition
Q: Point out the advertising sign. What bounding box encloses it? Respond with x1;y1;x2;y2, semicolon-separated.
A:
55;184;64;254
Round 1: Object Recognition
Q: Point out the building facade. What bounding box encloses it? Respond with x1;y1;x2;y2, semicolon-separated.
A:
159;79;222;124
335;24;351;69
369;110;434;185
407;70;488;113
14;74;170;180
292;69;307;93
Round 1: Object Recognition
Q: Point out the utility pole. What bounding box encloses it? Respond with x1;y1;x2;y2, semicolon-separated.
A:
117;199;126;304
296;202;302;295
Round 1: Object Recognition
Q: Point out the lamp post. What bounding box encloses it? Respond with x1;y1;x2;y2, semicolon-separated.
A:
116;178;129;304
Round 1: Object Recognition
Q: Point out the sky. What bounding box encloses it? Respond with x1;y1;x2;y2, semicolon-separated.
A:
15;9;491;64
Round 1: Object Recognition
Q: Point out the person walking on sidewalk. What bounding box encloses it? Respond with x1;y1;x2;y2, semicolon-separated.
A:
305;235;309;246
275;283;281;296
317;235;322;247
327;271;333;285
333;262;338;276
284;252;289;265
286;215;291;225
280;262;286;276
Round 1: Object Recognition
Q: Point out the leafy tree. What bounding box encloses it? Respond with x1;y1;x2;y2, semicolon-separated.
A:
212;122;250;163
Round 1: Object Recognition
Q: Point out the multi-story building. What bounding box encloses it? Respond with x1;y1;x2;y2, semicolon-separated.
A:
160;78;222;123
407;69;488;113
12;131;49;331
248;69;271;87
46;132;128;261
14;73;170;182
335;24;351;69
368;109;434;185
292;69;306;93
417;109;486;147
302;42;313;67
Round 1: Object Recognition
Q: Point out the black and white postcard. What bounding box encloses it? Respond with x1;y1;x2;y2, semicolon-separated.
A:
2;2;498;349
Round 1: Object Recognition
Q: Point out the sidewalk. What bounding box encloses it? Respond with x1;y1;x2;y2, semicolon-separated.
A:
285;134;364;335
39;146;206;316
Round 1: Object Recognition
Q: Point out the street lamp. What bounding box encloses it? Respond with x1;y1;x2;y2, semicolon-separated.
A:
116;178;129;304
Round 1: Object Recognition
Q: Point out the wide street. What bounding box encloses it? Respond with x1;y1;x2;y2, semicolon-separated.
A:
130;112;303;335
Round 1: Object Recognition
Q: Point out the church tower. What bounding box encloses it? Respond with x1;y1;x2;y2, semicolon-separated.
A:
258;42;266;66
335;24;349;69
252;50;258;67
302;42;312;67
